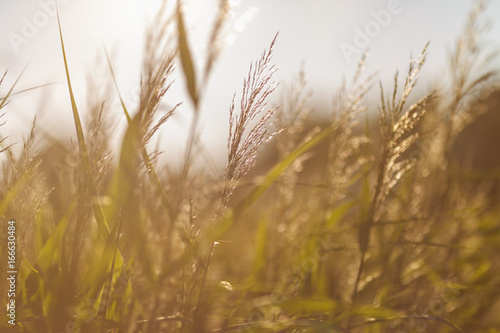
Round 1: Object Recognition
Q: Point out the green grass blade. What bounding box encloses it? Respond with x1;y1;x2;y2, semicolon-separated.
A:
0;171;31;216
177;2;198;107
57;13;112;240
325;200;357;228
237;125;337;214
357;164;371;253
252;217;268;281
36;198;76;272
88;220;122;302
56;7;90;171
103;44;176;223
0;62;29;110
94;199;110;239
102;44;132;123
101;112;155;283
22;257;39;274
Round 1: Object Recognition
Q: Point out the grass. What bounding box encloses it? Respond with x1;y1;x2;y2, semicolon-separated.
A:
1;0;500;332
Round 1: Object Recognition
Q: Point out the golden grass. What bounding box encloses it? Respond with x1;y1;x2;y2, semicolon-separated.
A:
0;0;499;332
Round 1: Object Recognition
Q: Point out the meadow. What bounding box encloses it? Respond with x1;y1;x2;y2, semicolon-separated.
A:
1;0;500;332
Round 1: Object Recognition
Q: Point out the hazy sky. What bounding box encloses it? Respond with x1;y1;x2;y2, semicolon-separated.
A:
1;0;499;166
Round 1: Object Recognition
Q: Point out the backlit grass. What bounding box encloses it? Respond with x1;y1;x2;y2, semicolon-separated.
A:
1;1;500;332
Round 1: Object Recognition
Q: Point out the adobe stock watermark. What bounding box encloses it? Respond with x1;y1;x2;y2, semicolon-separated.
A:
7;0;72;54
340;0;412;64
6;220;17;326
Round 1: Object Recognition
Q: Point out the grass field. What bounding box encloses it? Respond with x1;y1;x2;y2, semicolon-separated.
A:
1;0;500;332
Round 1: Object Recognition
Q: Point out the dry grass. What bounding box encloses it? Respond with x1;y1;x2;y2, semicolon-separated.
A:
1;0;500;332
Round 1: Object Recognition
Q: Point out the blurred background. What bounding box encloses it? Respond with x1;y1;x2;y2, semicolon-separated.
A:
1;0;500;168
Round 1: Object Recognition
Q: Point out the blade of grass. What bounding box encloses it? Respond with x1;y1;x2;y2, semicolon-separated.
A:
252;217;268;282
36;198;76;272
0;62;30;110
0;82;59;100
87;219;123;305
325;200;357;228
57;10;112;240
102;112;155;283
0;170;31;216
101;44;132;123
177;1;198;107
56;7;89;171
236;124;337;214
102;44;176;224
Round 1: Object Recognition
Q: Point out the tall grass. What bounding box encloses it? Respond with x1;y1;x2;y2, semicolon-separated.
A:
1;0;500;332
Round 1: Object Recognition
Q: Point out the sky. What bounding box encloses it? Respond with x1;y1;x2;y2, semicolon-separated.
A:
1;0;499;168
